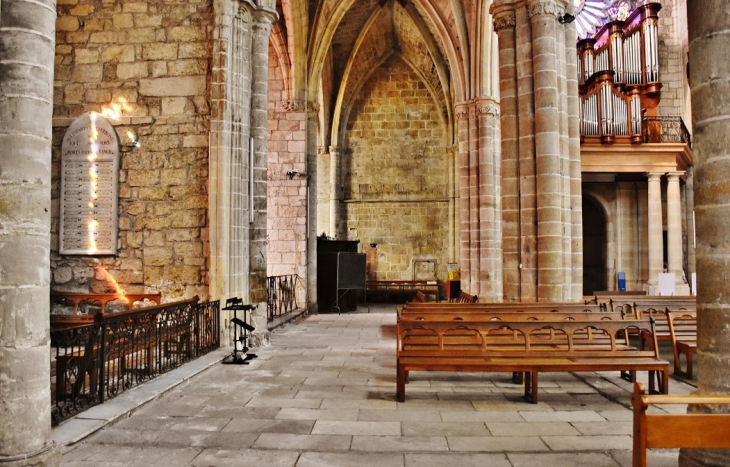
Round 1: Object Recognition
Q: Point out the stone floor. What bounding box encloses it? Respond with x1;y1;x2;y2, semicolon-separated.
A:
57;304;696;467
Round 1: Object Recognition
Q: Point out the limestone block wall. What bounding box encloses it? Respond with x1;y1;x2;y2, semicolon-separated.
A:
656;0;691;126
344;55;449;281
51;0;212;300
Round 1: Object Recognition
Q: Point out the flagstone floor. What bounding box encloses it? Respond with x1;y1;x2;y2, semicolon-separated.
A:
58;305;695;466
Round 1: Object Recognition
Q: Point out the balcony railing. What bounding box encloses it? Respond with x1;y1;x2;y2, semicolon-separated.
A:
51;297;219;425
266;274;301;321
642;116;692;147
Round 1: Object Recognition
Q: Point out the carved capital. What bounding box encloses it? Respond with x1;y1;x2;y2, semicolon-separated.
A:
317;146;329;155
252;7;279;29
281;99;303;112
455;105;470;121
237;4;251;21
527;0;563;19
446;145;458;157
477;100;501;117
492;11;516;31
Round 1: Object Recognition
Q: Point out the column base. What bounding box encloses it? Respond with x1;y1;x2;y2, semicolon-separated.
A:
680;448;730;467
0;443;61;467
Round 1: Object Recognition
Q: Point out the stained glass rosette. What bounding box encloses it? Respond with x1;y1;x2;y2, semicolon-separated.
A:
574;0;647;39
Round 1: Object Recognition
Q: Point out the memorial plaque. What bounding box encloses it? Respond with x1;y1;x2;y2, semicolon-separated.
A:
60;112;119;255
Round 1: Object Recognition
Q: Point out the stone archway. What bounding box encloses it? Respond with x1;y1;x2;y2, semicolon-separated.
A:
582;195;607;296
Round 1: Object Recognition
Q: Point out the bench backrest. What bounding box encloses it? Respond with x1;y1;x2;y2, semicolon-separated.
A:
399;311;626;322
457;291;478;303
665;309;697;341
398;318;658;359
400;303;606;314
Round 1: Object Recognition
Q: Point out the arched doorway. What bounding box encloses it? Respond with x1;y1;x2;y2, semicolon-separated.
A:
582;196;607;296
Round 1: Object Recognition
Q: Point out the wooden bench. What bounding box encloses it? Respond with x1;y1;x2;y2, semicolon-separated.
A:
632;382;730;467
456;291;478;303
367;280;441;302
396;317;668;403
398;302;607;319
665;309;697;379
410;291;428;303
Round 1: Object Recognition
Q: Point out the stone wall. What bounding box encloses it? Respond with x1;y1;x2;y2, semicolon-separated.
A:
51;0;212;300
267;41;307;303
656;0;691;126
344;55;449;281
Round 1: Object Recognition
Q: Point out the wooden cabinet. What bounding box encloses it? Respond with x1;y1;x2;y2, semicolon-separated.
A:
317;237;359;312
445;280;460;302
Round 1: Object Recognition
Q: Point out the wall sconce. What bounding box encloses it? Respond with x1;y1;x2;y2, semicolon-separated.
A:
286;171;309;180
124;130;140;149
558;13;575;24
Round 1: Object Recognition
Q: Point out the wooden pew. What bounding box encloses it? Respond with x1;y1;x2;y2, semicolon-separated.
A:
666;309;697;379
396;317;668;403
398;302;607;319
367;280;441;302
632;382;730;467
456;291;478;303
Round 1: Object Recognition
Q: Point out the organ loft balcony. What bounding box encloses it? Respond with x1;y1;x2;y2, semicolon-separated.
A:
576;1;693;174
580;115;693;174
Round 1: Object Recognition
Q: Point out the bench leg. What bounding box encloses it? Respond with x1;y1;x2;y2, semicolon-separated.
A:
512;372;524;385
396;364;406;402
524;371;538;404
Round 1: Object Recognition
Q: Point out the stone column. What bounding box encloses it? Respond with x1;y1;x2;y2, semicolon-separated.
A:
249;6;278;304
681;3;730;465
565;8;583;301
646;172;664;292
529;0;564;302
666;172;689;295
329;146;342;238
468;101;480;295
0;0;61;466
515;6;539;302
477;98;502;302
306;106;321;312
491;6;519;301
456;103;472;291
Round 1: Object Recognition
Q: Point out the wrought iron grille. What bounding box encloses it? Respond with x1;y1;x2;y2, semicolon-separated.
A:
51;297;219;425
643;116;692;147
266;274;301;321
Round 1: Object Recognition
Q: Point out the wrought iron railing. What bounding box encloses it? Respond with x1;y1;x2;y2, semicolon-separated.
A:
266;274;301;321
51;297;219;425
643;116;692;147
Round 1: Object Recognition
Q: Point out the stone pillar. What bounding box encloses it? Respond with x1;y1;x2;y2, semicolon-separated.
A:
249;6;278;304
565;8;583;301
0;0;61;466
666;171;689;295
529;0;564;302
681;2;730;464
492;7;519;301
477;98;503;301
468;101;480;296
456;103;472;291
329;146;342;238
646;172;664;292
306;106;321;312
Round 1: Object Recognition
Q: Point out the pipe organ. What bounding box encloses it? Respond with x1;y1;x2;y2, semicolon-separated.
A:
578;2;662;144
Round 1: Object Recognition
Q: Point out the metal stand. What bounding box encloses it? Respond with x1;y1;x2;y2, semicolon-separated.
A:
221;297;257;365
